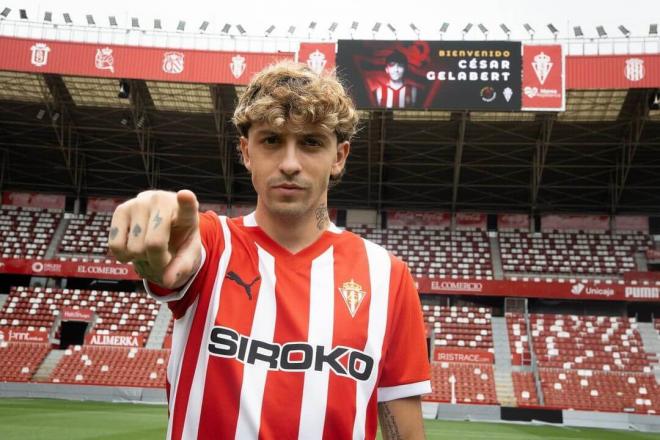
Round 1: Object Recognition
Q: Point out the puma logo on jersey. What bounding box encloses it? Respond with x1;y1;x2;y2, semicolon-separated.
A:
208;326;374;382
226;271;260;300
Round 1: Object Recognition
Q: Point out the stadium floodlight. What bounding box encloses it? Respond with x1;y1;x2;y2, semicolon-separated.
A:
1;8;11;19
618;25;630;37
387;23;396;34
19;9;27;20
221;23;231;34
574;26;583;37
63;13;72;25
109;16;117;27
650;24;658;35
478;23;488;38
308;21;317;30
236;24;246;35
86;15;95;26
199;21;209;32
462;23;473;39
44;11;52;22
547;23;559;37
154;19;162;30
287;25;296;35
36;109;45;120
177;20;186;31
500;23;511;38
351;21;359;31
265;25;275;36
523;23;535;38
131;17;139;28
596;25;607;38
51;112;60;122
329;22;338;32
372;22;381;33
440;22;449;33
117;80;130;99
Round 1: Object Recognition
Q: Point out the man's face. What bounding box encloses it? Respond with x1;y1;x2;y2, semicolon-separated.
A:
385;61;405;81
239;122;349;219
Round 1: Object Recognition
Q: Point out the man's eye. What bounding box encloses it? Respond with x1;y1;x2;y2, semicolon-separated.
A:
263;136;279;144
303;137;322;147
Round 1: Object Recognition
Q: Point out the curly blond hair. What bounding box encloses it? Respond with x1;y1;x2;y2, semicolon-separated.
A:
232;61;359;143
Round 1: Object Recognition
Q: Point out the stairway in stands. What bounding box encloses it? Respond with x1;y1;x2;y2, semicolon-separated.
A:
146;302;172;349
638;322;660;384
32;349;66;382
491;316;516;406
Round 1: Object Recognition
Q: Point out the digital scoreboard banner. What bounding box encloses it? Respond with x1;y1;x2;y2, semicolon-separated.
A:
337;40;521;111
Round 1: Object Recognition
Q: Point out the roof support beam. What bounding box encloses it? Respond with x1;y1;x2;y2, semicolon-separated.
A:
376;111;388;213
611;94;649;213
42;74;85;194
127;80;158;189
210;85;234;205
451;111;468;214
531;116;555;212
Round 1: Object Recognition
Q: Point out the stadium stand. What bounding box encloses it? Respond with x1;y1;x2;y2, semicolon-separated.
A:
47;345;168;387
0;341;50;382
427;362;498;404
58;212;112;257
0;286;159;340
499;231;652;276
540;369;659;414
349;226;493;278
511;371;539;406
506;313;531;365
529;314;651;372
0;206;62;259
423;305;494;351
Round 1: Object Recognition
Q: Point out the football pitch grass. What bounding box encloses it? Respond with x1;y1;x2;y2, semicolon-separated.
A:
0;398;657;439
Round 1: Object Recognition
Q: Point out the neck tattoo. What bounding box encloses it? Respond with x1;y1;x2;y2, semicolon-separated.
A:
314;204;329;231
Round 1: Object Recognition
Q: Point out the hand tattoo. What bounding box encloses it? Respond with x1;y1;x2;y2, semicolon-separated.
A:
109;227;119;240
153;210;162;229
315;204;329;231
132;224;142;237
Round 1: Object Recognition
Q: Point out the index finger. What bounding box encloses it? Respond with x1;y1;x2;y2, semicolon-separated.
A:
108;203;131;263
173;189;199;228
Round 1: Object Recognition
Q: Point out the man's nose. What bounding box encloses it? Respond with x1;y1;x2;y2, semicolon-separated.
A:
279;139;302;175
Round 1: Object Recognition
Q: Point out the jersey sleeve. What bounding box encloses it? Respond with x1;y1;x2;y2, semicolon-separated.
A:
377;259;432;402
144;210;224;319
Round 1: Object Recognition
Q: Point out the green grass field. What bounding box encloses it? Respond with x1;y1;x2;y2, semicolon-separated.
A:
0;398;656;439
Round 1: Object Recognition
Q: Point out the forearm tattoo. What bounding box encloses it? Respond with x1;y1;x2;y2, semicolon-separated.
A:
378;403;402;440
314;204;329;231
132;223;142;237
109;227;118;240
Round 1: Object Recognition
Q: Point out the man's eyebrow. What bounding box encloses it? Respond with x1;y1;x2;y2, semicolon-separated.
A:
253;129;280;136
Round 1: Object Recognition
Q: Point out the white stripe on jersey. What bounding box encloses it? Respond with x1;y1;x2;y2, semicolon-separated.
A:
166;295;199;440
234;245;277;439
181;215;232;440
298;246;335;439
353;240;391;440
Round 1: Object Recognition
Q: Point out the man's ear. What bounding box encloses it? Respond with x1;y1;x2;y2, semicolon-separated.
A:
331;141;350;178
239;136;251;171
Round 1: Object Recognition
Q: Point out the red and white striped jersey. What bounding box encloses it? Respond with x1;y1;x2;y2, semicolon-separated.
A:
146;211;431;440
375;83;417;108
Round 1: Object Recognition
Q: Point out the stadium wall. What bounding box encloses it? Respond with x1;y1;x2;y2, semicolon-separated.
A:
0;382;166;404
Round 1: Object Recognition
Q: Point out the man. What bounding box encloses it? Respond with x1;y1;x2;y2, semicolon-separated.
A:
109;62;430;439
375;51;418;109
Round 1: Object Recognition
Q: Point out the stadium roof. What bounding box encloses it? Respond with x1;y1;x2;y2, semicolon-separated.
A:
0;73;659;215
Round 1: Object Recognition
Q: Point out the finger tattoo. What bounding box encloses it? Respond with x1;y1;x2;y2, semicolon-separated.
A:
109;227;119;240
132;224;142;237
153;210;162;229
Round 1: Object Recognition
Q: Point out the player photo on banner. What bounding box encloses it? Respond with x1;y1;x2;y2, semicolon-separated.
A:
337;40;521;111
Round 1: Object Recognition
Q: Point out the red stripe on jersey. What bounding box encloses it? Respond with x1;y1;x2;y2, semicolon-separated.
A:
169;218;223;440
257;256;312;438
197;219;261;439
323;233;371;439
